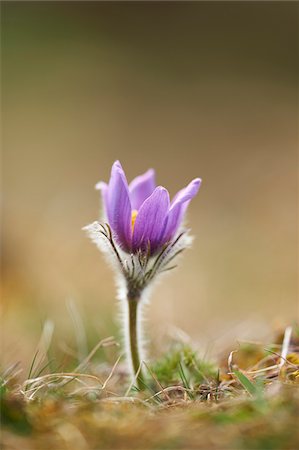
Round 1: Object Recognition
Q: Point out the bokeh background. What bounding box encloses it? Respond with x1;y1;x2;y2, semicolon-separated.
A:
2;1;298;371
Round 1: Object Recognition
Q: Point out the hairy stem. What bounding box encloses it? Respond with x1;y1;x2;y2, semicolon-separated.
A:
127;295;144;390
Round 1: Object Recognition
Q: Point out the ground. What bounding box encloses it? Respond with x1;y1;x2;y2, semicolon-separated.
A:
1;328;299;450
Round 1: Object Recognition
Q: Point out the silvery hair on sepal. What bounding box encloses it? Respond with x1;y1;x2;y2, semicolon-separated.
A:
83;221;193;301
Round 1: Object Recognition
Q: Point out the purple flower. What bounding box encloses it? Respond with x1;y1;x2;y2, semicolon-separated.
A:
97;161;201;255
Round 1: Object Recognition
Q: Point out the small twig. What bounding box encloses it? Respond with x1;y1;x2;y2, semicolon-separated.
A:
265;349;297;369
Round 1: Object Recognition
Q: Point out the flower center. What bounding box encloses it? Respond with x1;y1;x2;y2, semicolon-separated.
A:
131;209;138;232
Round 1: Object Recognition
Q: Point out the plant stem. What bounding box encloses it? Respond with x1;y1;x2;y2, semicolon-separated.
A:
127;295;144;390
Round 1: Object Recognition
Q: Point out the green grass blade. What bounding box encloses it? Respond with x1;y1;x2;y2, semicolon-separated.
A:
233;370;258;396
178;361;195;400
27;350;39;380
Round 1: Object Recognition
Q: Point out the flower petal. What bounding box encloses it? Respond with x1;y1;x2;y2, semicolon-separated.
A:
107;161;132;251
129;168;156;210
132;186;170;254
163;178;202;241
95;181;108;217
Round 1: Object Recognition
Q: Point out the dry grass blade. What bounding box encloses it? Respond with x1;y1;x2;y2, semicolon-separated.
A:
21;372;104;400
143;361;171;402
279;326;292;369
125;360;144;396
66;299;88;362
74;336;118;373
227;348;239;373
144;385;194;403
101;354;123;390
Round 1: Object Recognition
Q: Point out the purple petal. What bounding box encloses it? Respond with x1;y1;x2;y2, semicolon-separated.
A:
129;169;156;210
132;186;170;254
163;178;202;242
107;161;132;251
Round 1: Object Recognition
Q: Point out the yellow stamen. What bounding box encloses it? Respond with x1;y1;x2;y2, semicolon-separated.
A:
131;210;138;232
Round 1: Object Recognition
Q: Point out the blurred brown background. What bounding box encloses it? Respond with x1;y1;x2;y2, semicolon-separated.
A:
2;2;298;367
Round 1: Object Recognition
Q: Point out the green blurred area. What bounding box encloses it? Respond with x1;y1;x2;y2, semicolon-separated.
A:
1;2;298;369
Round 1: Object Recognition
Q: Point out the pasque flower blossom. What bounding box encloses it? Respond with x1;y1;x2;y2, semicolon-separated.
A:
96;160;201;255
84;161;202;389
